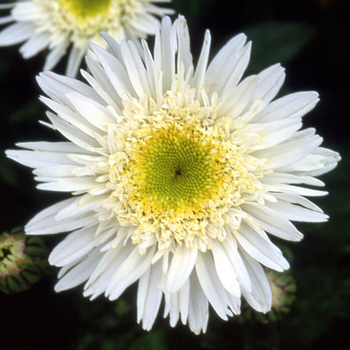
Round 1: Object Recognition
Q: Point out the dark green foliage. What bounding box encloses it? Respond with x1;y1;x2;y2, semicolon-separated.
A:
242;21;315;74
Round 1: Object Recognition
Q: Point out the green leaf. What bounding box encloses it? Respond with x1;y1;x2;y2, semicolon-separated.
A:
128;330;168;350
243;21;315;73
0;154;19;186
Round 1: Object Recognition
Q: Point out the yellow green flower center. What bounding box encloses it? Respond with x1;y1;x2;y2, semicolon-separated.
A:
58;0;112;20
130;123;227;215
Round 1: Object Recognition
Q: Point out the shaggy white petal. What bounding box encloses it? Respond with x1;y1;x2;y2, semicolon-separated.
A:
49;226;100;266
241;250;272;313
137;261;163;330
0;22;33;45
188;272;209;334
266;200;328;222
205;33;249;96
196;253;236;320
242;203;303;241
252;91;319;123
55;248;101;292
106;245;156;300
211;239;241;297
235;224;290;271
166;243;198;293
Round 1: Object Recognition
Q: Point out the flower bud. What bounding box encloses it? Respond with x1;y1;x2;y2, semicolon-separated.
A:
0;227;48;294
265;269;297;322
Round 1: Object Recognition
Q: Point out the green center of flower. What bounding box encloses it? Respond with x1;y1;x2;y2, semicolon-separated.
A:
58;0;112;20
131;124;225;213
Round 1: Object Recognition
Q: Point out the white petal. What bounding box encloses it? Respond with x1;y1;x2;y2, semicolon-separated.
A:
120;40;152;98
222;234;252;293
66;45;85;78
154;16;176;90
234;224;290;271
80;69;120;109
45;112;101;149
192;30;211;96
25;199;96;235
0;16;14;25
6;149;77;168
273;192;324;212
216;75;258;118
277;147;340;176
43;39;70;71
248;117;302;150
0;22;33;45
15;141;85;153
178;279;190;324
89;43;137;98
25;198;74;226
176;15;192;76
84;230;132;295
195;252;232;320
37;71;104;108
55;194;107;221
33;164;81;178
137;261;163;330
188;272;209;334
252;91;319;123
55;248;101;292
49;225;99;266
262;183;327;197
254;129;322;169
163;291;180;327
266;199;328;222
250;64;285;110
240;250;272;313
166;243;198;293
242;203;303;241
204;33;249;96
19;32;50;58
65;92;115;130
210;239;241;297
106;245;155;300
262;172;325;187
141;40;163;103
36;176;97;192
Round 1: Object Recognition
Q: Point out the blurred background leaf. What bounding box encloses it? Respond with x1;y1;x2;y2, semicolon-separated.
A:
0;155;19;186
242;21;315;73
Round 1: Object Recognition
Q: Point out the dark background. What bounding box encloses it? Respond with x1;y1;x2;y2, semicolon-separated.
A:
0;0;349;349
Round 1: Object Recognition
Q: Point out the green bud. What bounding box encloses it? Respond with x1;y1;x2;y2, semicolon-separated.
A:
0;227;49;294
266;269;297;321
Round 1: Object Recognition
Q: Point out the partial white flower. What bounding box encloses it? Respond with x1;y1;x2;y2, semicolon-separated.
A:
6;16;340;333
0;0;173;77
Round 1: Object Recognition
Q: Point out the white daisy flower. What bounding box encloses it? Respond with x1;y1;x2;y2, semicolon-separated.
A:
6;16;340;333
0;0;174;77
